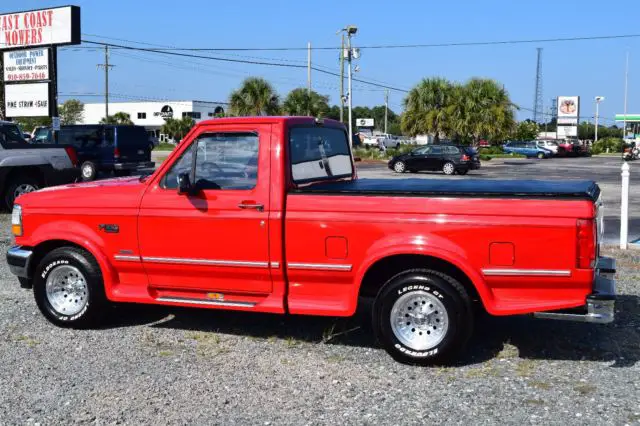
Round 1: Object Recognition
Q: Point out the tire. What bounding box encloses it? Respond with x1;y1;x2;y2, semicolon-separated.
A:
80;161;97;181
395;143;401;149
393;161;406;173
442;162;455;175
33;246;107;328
372;269;473;365
457;169;468;175
537;152;545;159
4;175;39;210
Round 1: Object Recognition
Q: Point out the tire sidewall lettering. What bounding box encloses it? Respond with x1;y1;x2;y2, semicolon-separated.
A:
41;259;69;279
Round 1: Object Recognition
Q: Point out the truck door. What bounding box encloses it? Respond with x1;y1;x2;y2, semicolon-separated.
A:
138;124;272;297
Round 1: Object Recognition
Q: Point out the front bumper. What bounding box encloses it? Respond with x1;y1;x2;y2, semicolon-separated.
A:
7;246;33;279
114;161;155;171
533;256;616;324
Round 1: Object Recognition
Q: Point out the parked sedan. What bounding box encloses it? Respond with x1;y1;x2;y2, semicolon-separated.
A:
503;141;553;159
388;144;480;175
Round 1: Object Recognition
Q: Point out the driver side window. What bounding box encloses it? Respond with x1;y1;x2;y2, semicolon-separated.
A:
162;132;259;190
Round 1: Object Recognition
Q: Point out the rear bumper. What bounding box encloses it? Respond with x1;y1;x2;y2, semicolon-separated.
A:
533;256;616;324
7;246;32;279
114;161;155;171
458;161;481;171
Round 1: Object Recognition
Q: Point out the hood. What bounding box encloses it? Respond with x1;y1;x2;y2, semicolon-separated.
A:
17;176;148;210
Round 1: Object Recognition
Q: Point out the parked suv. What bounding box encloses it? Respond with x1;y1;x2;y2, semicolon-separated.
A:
389;144;480;175
31;125;154;180
503;141;553;159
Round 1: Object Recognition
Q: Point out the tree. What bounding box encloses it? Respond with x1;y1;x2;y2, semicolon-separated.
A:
160;117;195;142
229;77;280;116
59;99;84;124
100;112;134;125
401;77;454;143
283;88;329;117
14;117;51;133
326;105;341;121
513;120;539;140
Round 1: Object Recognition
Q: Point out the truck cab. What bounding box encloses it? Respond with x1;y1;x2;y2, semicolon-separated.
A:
7;117;616;365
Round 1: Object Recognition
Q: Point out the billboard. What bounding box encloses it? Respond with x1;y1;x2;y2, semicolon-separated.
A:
557;96;579;118
3;48;49;82
557;125;578;138
5;82;49;117
0;6;80;50
356;118;374;127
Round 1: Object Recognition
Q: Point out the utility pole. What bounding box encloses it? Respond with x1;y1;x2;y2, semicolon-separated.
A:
338;25;358;146
307;42;311;114
97;45;114;121
339;34;345;123
384;89;389;134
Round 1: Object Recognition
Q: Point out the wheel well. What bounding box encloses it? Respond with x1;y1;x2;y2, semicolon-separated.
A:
28;240;86;279
359;254;481;304
5;166;45;187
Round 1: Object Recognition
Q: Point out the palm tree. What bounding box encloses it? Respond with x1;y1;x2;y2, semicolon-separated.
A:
100;112;134;125
229;77;280;116
460;78;516;144
401;77;454;143
283;88;330;117
161;117;195;143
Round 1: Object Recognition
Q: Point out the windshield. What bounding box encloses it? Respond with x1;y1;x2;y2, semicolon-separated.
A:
289;126;353;184
0;123;26;145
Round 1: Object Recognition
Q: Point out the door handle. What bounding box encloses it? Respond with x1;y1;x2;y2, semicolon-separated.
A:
238;202;264;212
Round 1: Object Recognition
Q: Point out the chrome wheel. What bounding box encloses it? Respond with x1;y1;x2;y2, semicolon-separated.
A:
81;164;94;179
390;290;449;351
13;183;37;199
45;265;88;316
443;162;455;175
394;161;406;173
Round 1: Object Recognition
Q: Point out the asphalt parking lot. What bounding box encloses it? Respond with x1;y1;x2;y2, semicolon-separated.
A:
0;154;638;424
357;155;640;244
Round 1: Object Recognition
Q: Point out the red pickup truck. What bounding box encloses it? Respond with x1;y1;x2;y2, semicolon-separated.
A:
7;117;616;364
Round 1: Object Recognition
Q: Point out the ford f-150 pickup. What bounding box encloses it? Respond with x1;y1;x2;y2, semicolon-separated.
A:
6;117;616;364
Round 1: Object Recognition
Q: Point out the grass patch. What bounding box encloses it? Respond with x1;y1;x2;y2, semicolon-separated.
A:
158;350;173;357
515;360;536;377
154;143;176;151
464;364;498;378
14;335;40;347
497;342;519;359
524;399;545;406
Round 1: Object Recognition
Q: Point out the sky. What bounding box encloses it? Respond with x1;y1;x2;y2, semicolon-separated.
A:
3;0;639;125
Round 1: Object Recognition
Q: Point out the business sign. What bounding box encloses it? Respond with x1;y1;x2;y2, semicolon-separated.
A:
557;125;578;138
3;48;49;82
0;6;80;50
557;96;580;119
356;118;374;127
5;82;49;117
154;105;174;119
557;117;578;125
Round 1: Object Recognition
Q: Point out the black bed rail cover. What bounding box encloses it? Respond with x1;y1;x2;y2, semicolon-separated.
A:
291;178;600;201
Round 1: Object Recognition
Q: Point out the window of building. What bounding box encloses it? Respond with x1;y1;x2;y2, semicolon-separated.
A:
182;112;202;119
137;112;147;119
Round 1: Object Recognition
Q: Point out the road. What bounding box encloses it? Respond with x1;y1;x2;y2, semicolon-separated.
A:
356;156;640;245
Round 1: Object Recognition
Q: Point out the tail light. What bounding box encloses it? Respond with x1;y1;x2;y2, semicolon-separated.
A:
576;219;596;269
461;154;470;161
64;146;78;167
114;147;121;159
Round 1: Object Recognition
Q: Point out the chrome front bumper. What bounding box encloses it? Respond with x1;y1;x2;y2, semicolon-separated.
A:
6;246;33;279
534;257;616;324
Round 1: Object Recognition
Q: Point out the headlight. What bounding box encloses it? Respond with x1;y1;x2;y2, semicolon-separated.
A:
11;204;22;237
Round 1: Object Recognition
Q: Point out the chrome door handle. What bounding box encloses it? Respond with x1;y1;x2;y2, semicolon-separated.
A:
238;202;264;212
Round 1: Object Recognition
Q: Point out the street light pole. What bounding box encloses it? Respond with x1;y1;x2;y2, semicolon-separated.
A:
339;34;345;123
594;96;604;142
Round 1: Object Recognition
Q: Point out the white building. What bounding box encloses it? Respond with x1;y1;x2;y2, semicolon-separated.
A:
82;100;226;142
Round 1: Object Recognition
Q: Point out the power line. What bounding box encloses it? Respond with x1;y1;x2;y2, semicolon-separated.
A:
79;32;640;51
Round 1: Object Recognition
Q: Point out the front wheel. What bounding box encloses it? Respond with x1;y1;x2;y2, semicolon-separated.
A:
373;269;473;365
537;152;545;159
442;162;455;175
393;161;406;173
80;161;97;181
33;246;108;328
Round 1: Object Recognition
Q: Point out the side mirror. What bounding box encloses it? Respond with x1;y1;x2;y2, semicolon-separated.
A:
177;172;193;195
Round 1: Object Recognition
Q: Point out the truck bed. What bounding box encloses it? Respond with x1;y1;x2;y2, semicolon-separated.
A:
292;178;600;201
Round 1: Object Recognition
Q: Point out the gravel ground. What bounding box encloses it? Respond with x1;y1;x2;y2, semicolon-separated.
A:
0;213;638;425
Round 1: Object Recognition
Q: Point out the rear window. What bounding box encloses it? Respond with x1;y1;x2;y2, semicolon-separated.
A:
115;126;149;147
289;126;353;184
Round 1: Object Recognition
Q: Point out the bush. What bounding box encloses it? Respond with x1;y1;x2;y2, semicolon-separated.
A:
478;146;504;155
479;154;492;161
592;137;624;154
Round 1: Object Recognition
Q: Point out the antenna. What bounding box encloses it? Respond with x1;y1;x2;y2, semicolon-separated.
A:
533;48;543;123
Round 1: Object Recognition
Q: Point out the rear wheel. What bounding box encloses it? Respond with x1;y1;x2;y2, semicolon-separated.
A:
393;161;406;173
80;161;97;181
537;152;545;159
4;175;39;210
372;269;473;365
33;247;107;328
442;162;455;175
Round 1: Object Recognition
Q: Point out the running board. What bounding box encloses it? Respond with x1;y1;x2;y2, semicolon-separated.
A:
156;296;256;308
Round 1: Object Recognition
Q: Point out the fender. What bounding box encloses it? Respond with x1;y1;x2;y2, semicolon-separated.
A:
354;232;496;312
28;220;118;297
